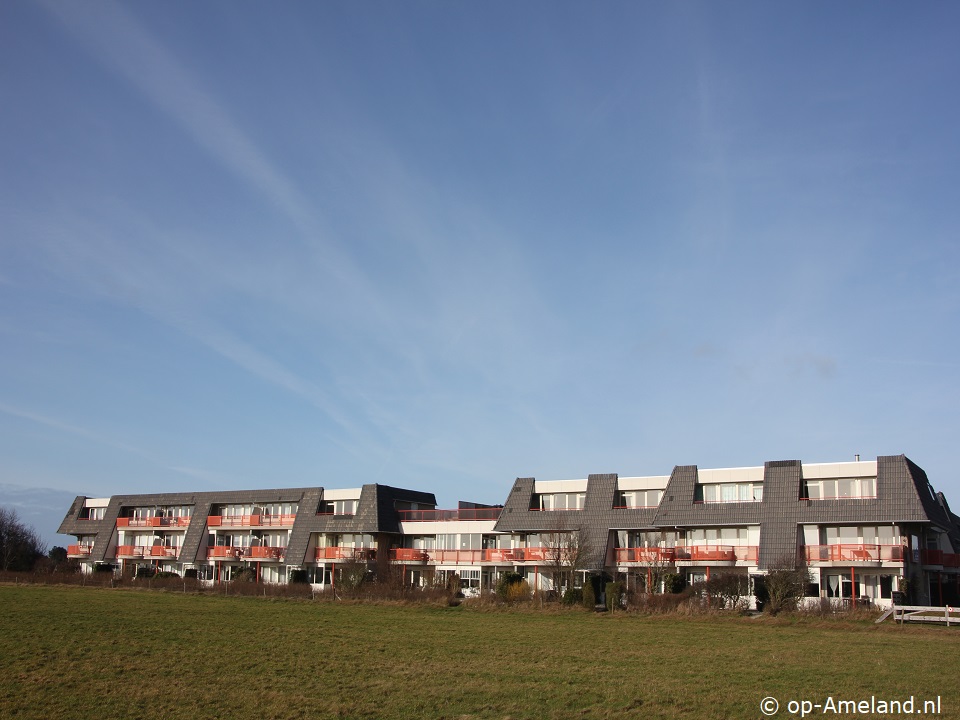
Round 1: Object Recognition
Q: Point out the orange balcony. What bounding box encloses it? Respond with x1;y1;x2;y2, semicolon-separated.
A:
207;514;296;528
387;548;522;563
116;545;179;559
397;508;503;522
117;517;191;528
919;549;959;567
615;547;677;564
675;546;738;562
67;545;93;558
391;548;430;562
804;544;904;563
247;546;285;561
207;546;246;560
315;547;376;561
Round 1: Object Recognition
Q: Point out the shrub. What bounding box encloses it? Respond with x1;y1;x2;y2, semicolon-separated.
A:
289;569;309;584
662;573;686;594
762;556;811;615
605;581;624;611
505;580;531;603
582;576;596;609
495;571;524;601
703;571;749;611
562;588;583;606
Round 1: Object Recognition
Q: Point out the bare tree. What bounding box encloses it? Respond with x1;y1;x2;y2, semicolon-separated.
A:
541;516;590;594
0;506;45;571
759;555;811;615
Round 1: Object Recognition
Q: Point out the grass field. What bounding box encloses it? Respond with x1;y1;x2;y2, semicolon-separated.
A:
1;585;957;720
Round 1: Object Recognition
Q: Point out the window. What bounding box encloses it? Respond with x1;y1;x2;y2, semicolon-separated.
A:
320;500;357;515
801;477;877;500
695;483;762;503
615;490;662;508
535;493;584;511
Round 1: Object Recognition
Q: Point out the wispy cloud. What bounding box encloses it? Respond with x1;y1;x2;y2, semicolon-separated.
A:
0;399;223;485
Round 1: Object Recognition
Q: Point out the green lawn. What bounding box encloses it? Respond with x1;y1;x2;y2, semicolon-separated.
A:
1;585;956;719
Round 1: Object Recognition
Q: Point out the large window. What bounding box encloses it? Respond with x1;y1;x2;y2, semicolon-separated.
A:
615;490;663;508
695;483;763;503
684;527;750;545
532;493;585;511
319;499;357;515
801;477;876;500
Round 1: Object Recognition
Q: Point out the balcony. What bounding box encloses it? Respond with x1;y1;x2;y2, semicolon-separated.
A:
804;544;904;563
207;514;296;528
117;517;191;528
397;508;503;522
390;548;430;562
67;545;93;558
247;546;285;561
615;548;677;564
116;545;179;559
315;547;377;561
207;546;246;560
920;549;960;568
675;546;740;563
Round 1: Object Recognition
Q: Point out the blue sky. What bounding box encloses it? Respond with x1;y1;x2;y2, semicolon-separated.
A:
1;2;959;544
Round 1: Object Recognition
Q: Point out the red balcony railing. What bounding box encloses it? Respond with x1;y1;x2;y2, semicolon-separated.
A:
315;547;377;561
116;545;179;559
804;544;904;563
247;546;285;560
67;545;93;558
674;545;738;562
397;508;503;522
117;517;191;528
920;549;960;567
391;548;430;562
615;547;677;563
207;546;246;560
615;546;758;563
207;514;296;528
388;548;525;563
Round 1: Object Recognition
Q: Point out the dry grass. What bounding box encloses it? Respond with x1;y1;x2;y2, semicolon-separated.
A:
1;584;957;719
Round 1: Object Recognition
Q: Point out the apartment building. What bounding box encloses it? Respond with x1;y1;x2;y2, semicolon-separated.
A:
58;454;960;608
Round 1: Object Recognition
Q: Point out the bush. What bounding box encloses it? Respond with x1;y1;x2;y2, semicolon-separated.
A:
505;580;531;603
662;573;686;594
289;569;309;584
495;571;524;601
562;588;583;606
762;557;811;615
703;572;749;611
582;576;596;609
605;581;624;611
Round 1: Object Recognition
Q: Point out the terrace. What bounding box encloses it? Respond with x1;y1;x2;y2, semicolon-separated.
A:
116;545;179;559
396;507;502;522
207;514;297;527
804;544;904;563
919;549;960;568
117;517;191;528
615;546;759;564
66;545;93;558
315;547;377;561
